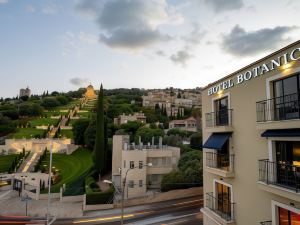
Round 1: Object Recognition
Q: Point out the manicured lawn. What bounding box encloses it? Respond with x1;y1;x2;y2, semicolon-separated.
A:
68;119;78;126
29;118;59;127
0;154;16;173
59;129;73;139
43;111;67;117
76;112;93;118
40;148;92;193
11;128;45;139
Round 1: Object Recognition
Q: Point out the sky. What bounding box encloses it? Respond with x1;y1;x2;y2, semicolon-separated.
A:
0;0;299;98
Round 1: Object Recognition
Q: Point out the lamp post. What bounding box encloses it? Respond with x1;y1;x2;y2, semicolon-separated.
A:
120;163;152;225
46;144;55;225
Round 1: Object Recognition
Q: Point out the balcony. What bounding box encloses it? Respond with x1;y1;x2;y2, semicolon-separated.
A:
205;192;235;222
256;93;300;129
205;152;235;177
260;221;272;225
258;159;300;201
205;109;233;132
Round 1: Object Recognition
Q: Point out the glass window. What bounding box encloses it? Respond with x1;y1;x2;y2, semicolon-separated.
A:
278;207;300;225
214;97;229;126
283;76;298;96
130;161;134;169
216;182;231;216
128;180;134;188
139;180;143;187
139;161;143;169
123;160;126;168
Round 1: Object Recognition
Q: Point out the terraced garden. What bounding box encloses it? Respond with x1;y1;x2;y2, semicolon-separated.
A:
29;118;59;127
11;128;46;139
0;154;17;173
40;148;92;193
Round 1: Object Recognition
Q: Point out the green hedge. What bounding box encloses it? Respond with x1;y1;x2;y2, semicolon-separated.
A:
86;186;114;205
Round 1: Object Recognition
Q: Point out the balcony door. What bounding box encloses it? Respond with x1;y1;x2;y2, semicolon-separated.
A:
278;207;300;225
214;97;229;126
275;141;300;190
273;74;300;120
216;182;231;217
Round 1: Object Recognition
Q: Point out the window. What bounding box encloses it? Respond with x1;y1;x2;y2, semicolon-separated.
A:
214;97;229;126
139;180;143;187
273;74;300;120
130;161;134;169
216;182;231;217
162;157;166;166
278;207;300;225
139;161;143;169
123;160;126;168
128;180;134;188
149;158;158;166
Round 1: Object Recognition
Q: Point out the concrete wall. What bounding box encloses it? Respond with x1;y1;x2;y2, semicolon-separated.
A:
61;195;84;203
117;187;202;207
202;41;300;225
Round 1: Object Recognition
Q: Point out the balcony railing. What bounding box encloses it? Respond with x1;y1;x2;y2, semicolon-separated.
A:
205;192;235;221
205;109;232;128
259;159;300;192
260;221;272;225
256;93;300;122
206;152;234;172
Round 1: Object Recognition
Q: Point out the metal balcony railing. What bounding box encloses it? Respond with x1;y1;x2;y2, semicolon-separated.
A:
206;152;234;172
259;159;300;192
205;192;235;221
260;221;272;225
205;109;232;127
256;92;300;122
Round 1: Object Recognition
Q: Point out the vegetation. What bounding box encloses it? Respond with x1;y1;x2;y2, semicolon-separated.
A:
0;154;17;173
93;84;106;175
39;148;92;193
73;119;90;145
29;118;59;127
190;132;202;150
12;128;46;139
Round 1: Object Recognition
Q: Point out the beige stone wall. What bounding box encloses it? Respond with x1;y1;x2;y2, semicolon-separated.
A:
202;41;300;225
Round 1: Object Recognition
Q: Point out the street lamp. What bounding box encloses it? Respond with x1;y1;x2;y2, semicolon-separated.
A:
120;163;152;225
46;144;55;225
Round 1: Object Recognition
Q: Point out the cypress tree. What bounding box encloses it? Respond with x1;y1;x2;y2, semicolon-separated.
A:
93;84;105;175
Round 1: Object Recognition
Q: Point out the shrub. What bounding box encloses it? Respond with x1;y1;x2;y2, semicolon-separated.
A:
86;186;114;205
160;171;187;192
190;132;202;150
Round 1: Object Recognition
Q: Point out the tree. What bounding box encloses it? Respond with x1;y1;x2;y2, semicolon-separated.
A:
84;118;96;149
134;126;164;144
190;132;202;150
73;119;90;145
161;171;186;192
93;84;106;175
41;97;61;108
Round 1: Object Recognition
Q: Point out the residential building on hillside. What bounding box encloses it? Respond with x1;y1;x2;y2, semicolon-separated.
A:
201;41;300;225
114;112;146;125
169;116;197;132
112;135;180;199
19;87;31;98
142;88;202;117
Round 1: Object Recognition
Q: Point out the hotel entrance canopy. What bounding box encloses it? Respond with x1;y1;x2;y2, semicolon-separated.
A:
203;132;232;150
261;129;300;137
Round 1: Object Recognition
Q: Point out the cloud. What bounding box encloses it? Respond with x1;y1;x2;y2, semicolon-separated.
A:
0;0;8;4
25;5;35;13
170;47;194;67
70;77;90;86
156;50;166;57
76;0;179;50
181;23;205;45
204;0;244;13
42;3;58;14
221;25;297;56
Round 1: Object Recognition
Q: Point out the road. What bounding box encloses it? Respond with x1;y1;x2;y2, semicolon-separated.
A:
55;196;203;225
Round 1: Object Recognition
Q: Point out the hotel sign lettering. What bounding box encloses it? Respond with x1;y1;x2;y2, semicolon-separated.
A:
208;47;300;96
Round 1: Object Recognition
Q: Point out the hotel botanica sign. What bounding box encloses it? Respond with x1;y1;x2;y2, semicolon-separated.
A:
208;47;300;96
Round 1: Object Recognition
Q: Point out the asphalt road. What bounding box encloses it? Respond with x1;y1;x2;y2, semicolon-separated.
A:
55;196;203;225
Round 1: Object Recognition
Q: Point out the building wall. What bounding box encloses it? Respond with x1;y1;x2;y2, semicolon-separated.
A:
202;41;300;224
112;135;180;199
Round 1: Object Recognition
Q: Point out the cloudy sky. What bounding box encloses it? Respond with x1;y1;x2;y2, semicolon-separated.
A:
0;0;299;97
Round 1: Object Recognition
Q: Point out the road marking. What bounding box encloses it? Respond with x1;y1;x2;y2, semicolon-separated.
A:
172;199;202;206
0;190;11;199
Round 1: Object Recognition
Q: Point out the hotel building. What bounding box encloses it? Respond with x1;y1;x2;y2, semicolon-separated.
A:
112;135;180;199
201;40;300;225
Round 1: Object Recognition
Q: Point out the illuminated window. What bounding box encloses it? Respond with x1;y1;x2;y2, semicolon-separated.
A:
278;207;300;225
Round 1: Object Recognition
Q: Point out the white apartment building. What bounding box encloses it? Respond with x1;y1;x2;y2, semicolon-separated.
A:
169;116;197;132
112;135;180;199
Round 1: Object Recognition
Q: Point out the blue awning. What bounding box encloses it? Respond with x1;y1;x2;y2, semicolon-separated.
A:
261;129;300;137
203;133;231;150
